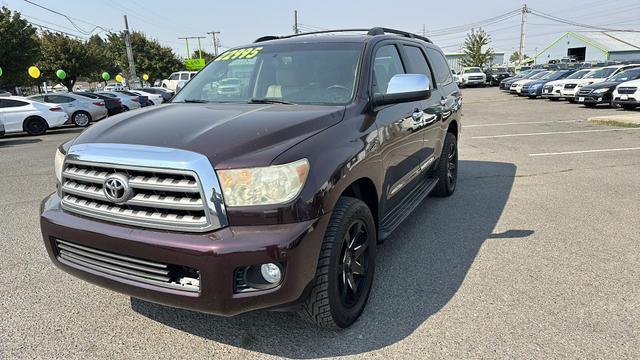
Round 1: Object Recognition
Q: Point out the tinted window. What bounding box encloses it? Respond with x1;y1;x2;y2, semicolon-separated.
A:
46;95;73;103
426;47;454;86
373;45;405;95
169;73;179;80
403;45;434;84
0;99;28;108
180;73;190;80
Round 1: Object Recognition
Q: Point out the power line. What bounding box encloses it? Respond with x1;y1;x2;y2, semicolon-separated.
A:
26;20;87;39
527;7;640;32
426;9;521;36
23;0;111;34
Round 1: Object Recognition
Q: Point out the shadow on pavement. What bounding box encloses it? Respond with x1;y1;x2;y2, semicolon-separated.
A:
0;138;42;147
132;160;520;358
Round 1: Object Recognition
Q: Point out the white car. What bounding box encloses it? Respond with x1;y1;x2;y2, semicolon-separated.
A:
161;71;197;91
458;67;486;87
129;90;164;105
104;83;126;92
510;71;550;94
0;97;68;136
542;69;592;100
612;78;640;110
561;64;640;102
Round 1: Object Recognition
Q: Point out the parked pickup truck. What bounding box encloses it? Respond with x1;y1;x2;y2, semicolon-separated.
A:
40;27;462;328
459;67;486;87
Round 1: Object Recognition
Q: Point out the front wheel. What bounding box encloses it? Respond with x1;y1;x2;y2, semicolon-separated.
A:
622;104;637;110
432;132;458;197
299;197;376;328
23;117;48;136
584;103;597;108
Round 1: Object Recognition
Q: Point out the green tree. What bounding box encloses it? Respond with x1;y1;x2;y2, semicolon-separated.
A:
510;51;529;63
103;31;182;84
39;32;101;91
0;7;40;87
461;28;494;68
87;34;120;83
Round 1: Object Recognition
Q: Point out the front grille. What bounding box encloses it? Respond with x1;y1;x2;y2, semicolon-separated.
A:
61;161;211;232
469;76;484;80
564;83;577;89
618;87;637;94
55;239;200;292
578;89;592;95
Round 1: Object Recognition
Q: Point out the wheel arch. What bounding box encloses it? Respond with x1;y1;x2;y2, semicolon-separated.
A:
338;177;379;229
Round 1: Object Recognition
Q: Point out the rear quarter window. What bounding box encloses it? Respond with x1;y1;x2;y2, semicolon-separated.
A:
426;48;454;86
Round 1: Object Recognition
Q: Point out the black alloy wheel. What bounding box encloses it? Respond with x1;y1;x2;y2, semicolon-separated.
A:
338;219;370;308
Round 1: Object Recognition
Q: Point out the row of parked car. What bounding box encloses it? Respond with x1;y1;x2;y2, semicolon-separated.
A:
0;87;175;137
497;64;640;110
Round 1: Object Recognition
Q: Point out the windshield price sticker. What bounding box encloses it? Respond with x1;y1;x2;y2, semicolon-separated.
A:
215;47;263;61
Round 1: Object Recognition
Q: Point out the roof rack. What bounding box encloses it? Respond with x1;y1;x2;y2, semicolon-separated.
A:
253;27;432;43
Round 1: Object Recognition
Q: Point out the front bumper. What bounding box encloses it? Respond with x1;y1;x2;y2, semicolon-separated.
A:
463;78;485;85
40;193;329;316
613;95;640;107
576;92;611;104
542;87;564;98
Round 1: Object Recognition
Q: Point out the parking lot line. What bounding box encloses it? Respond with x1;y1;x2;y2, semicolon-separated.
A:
471;128;640;139
465;120;580;128
529;147;640;157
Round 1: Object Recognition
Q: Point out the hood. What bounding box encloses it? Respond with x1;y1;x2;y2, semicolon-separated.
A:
581;81;621;91
72;103;345;169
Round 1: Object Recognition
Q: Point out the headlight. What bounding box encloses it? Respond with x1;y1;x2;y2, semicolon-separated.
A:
217;159;309;207
594;88;611;94
54;148;65;183
530;83;541;89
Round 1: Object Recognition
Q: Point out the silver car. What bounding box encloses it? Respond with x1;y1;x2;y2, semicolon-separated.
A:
95;91;141;111
27;93;108;127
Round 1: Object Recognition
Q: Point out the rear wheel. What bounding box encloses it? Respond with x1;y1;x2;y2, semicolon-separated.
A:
432;132;458;197
23;116;48;136
299;197;376;328
72;111;91;127
622;104;637;110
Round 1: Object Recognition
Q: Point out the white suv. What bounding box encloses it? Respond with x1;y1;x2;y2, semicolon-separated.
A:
561;64;640;102
613;79;640;110
161;71;197;91
459;67;486;87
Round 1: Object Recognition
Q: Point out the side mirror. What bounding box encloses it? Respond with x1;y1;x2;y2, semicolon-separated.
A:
373;74;431;106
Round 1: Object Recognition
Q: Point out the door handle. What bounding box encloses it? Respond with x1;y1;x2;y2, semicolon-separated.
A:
411;110;424;121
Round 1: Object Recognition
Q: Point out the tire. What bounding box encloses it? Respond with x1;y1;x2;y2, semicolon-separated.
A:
23;116;48;136
71;111;91;127
123;106;130;111
432;132;458;197
567;99;575;103
298;197;377;328
622;104;637;110
149;100;155;105
549;97;559;101
584;103;597;108
528;96;537;99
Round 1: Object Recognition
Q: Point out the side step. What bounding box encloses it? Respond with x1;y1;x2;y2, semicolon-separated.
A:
379;177;439;241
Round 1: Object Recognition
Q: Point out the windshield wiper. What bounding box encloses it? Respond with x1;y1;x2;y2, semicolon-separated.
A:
248;98;296;105
180;99;209;103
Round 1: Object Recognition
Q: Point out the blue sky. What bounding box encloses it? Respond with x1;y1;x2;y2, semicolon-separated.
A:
3;0;639;58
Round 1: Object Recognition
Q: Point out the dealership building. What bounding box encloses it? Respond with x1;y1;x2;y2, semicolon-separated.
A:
533;31;640;64
445;52;505;72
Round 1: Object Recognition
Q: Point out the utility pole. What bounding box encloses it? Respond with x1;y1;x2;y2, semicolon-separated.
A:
519;4;528;64
421;24;427;37
207;31;220;56
123;15;138;88
293;10;299;34
178;36;206;58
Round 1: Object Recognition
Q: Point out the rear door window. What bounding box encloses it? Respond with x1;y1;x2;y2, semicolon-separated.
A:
0;99;28;108
372;44;406;95
402;45;434;85
180;73;190;80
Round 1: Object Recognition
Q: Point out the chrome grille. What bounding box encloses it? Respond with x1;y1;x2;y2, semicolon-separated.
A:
618;87;637;94
578;89;592;95
61;161;211;232
55;239;200;292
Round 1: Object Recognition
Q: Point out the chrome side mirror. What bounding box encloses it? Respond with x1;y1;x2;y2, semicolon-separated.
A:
374;74;431;106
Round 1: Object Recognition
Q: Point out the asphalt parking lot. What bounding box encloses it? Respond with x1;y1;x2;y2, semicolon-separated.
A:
1;88;639;359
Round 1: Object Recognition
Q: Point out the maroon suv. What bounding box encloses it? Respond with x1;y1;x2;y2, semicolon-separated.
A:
40;27;462;328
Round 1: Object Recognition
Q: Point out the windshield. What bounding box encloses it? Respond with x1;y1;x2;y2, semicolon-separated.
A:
465;67;482;73
529;71;549;79
174;43;363;105
584;67;616;79
566;70;590;79
608;68;640;82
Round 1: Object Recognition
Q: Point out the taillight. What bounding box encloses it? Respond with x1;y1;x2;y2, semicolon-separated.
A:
132;97;140;102
114;99;121;104
49;107;63;112
93;101;105;106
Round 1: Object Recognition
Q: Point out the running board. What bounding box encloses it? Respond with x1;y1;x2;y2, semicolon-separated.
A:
379;177;439;241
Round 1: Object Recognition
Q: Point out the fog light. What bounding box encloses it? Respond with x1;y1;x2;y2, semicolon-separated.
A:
260;263;282;284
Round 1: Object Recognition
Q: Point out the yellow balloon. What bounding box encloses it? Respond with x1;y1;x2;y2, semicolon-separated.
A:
142;74;149;81
115;74;124;83
28;66;41;79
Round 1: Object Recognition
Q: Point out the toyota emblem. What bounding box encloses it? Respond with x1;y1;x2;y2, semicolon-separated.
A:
103;173;133;204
